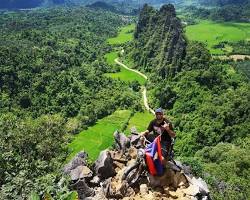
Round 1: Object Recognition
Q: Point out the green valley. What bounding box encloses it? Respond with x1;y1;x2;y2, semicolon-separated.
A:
104;51;146;84
1;1;250;200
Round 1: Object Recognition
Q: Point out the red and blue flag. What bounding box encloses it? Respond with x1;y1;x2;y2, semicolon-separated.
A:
145;136;164;176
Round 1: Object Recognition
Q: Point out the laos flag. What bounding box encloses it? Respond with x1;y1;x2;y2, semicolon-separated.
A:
145;136;164;176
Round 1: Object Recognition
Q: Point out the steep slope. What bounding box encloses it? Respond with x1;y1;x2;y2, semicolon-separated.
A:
132;4;186;79
86;1;117;12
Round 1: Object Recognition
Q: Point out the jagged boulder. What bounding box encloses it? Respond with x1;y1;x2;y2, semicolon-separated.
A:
71;179;95;199
113;130;130;153
69;165;93;181
64;151;95;199
184;175;210;197
64;151;88;174
93;150;116;179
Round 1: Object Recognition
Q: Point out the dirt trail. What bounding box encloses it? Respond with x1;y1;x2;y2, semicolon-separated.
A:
114;58;148;80
114;58;154;114
142;86;155;114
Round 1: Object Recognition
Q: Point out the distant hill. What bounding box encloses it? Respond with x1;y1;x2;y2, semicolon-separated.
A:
0;0;180;10
0;0;64;9
86;1;118;13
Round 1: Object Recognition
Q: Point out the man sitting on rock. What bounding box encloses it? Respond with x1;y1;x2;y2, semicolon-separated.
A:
140;108;176;163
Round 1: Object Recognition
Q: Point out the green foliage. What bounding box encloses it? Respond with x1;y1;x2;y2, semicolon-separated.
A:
184;41;211;70
130;80;141;92
0;7;141;121
178;156;204;177
153;83;177;109
28;192;40;200
0;113;71;199
183;2;250;22
0;7;140;199
230;40;250;55
198;0;250;6
236;60;250;79
195;142;250;200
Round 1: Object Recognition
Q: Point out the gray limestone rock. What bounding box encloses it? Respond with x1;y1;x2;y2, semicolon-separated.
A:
64;151;88;174
71;179;95;200
114;130;130;153
94;150;116;179
70;165;93;181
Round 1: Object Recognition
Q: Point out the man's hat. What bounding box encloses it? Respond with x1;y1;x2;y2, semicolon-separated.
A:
155;108;163;114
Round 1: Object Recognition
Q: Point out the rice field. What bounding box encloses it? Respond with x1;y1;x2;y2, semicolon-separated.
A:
185;20;250;54
107;24;135;45
67;110;132;161
125;111;154;135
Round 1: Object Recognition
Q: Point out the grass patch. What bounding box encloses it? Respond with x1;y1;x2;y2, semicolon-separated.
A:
105;66;146;85
104;51;146;85
125;111;154;135
107;24;135;45
105;51;118;65
67;110;132;161
185;20;250;54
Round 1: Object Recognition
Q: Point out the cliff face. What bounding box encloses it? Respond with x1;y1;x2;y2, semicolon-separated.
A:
132;4;187;79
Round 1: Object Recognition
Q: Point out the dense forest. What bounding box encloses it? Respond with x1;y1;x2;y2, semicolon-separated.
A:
181;0;250;22
122;4;250;200
0;7;141;199
183;4;250;22
198;0;250;6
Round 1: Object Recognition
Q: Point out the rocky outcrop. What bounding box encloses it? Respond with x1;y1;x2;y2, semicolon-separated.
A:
64;129;210;200
132;4;187;78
